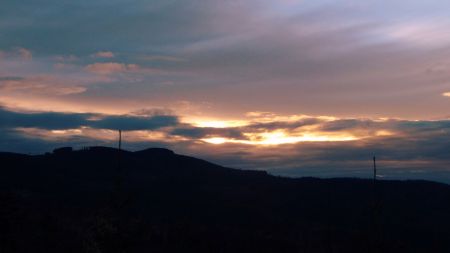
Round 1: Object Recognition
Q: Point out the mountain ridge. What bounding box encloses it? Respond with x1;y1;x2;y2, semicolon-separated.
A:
1;146;450;253
2;145;446;185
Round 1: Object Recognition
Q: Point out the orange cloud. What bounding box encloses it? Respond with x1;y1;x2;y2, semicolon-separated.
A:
85;62;161;75
0;75;86;95
85;62;134;74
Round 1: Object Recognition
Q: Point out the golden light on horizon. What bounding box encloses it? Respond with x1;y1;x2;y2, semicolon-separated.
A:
51;129;82;135
186;113;339;131
10;109;398;148
375;130;394;136
202;130;358;146
256;131;358;145
202;137;229;144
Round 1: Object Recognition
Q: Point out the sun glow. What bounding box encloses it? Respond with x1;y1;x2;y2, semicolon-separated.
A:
255;131;357;145
11;108;392;147
192;119;248;128
51;129;82;135
202;130;358;145
375;130;394;136
202;137;229;144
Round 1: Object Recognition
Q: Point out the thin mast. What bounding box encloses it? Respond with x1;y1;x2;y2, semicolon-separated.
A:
118;129;122;151
373;156;377;183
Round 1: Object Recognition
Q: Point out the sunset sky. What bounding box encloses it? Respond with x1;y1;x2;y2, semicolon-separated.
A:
1;0;449;182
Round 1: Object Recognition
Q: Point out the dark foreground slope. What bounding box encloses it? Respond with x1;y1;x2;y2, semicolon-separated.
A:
1;147;450;253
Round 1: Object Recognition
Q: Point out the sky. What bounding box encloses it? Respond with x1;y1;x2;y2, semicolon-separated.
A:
1;0;449;182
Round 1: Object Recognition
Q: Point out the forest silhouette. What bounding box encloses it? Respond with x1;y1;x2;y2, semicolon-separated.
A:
1;146;450;253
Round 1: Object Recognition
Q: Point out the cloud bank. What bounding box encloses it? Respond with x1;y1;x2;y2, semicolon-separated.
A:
0;107;448;182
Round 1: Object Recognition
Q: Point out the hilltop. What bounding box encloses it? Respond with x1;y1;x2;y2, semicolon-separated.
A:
1;147;450;253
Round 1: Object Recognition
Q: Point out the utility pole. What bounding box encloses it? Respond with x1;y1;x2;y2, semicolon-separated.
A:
371;156;378;253
118;129;122;172
373;156;377;184
118;129;122;151
114;129;125;209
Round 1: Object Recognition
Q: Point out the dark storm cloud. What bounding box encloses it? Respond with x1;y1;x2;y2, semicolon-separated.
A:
0;107;179;130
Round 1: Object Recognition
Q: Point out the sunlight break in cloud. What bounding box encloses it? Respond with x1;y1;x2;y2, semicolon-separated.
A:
202;131;358;145
443;92;450;97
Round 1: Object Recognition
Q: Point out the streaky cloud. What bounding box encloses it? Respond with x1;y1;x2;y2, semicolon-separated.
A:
0;107;179;131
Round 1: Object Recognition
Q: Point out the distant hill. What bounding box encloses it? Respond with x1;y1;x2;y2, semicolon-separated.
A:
1;147;450;253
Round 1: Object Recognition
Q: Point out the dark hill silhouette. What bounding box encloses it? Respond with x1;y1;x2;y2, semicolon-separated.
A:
1;146;450;253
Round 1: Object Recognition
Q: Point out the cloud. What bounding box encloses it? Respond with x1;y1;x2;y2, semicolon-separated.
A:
0;76;23;81
0;75;86;95
1;0;450;182
89;115;178;131
0;105;447;152
54;55;78;62
375;20;450;48
0;105;449;182
85;62;162;75
0;1;450;118
180;128;450;182
0;108;91;130
138;55;186;62
171;125;245;139
130;107;175;117
0;107;179;131
443;92;450;97
0;47;32;60
85;62;139;75
318;119;386;132
16;47;32;60
91;51;115;58
244;118;321;131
